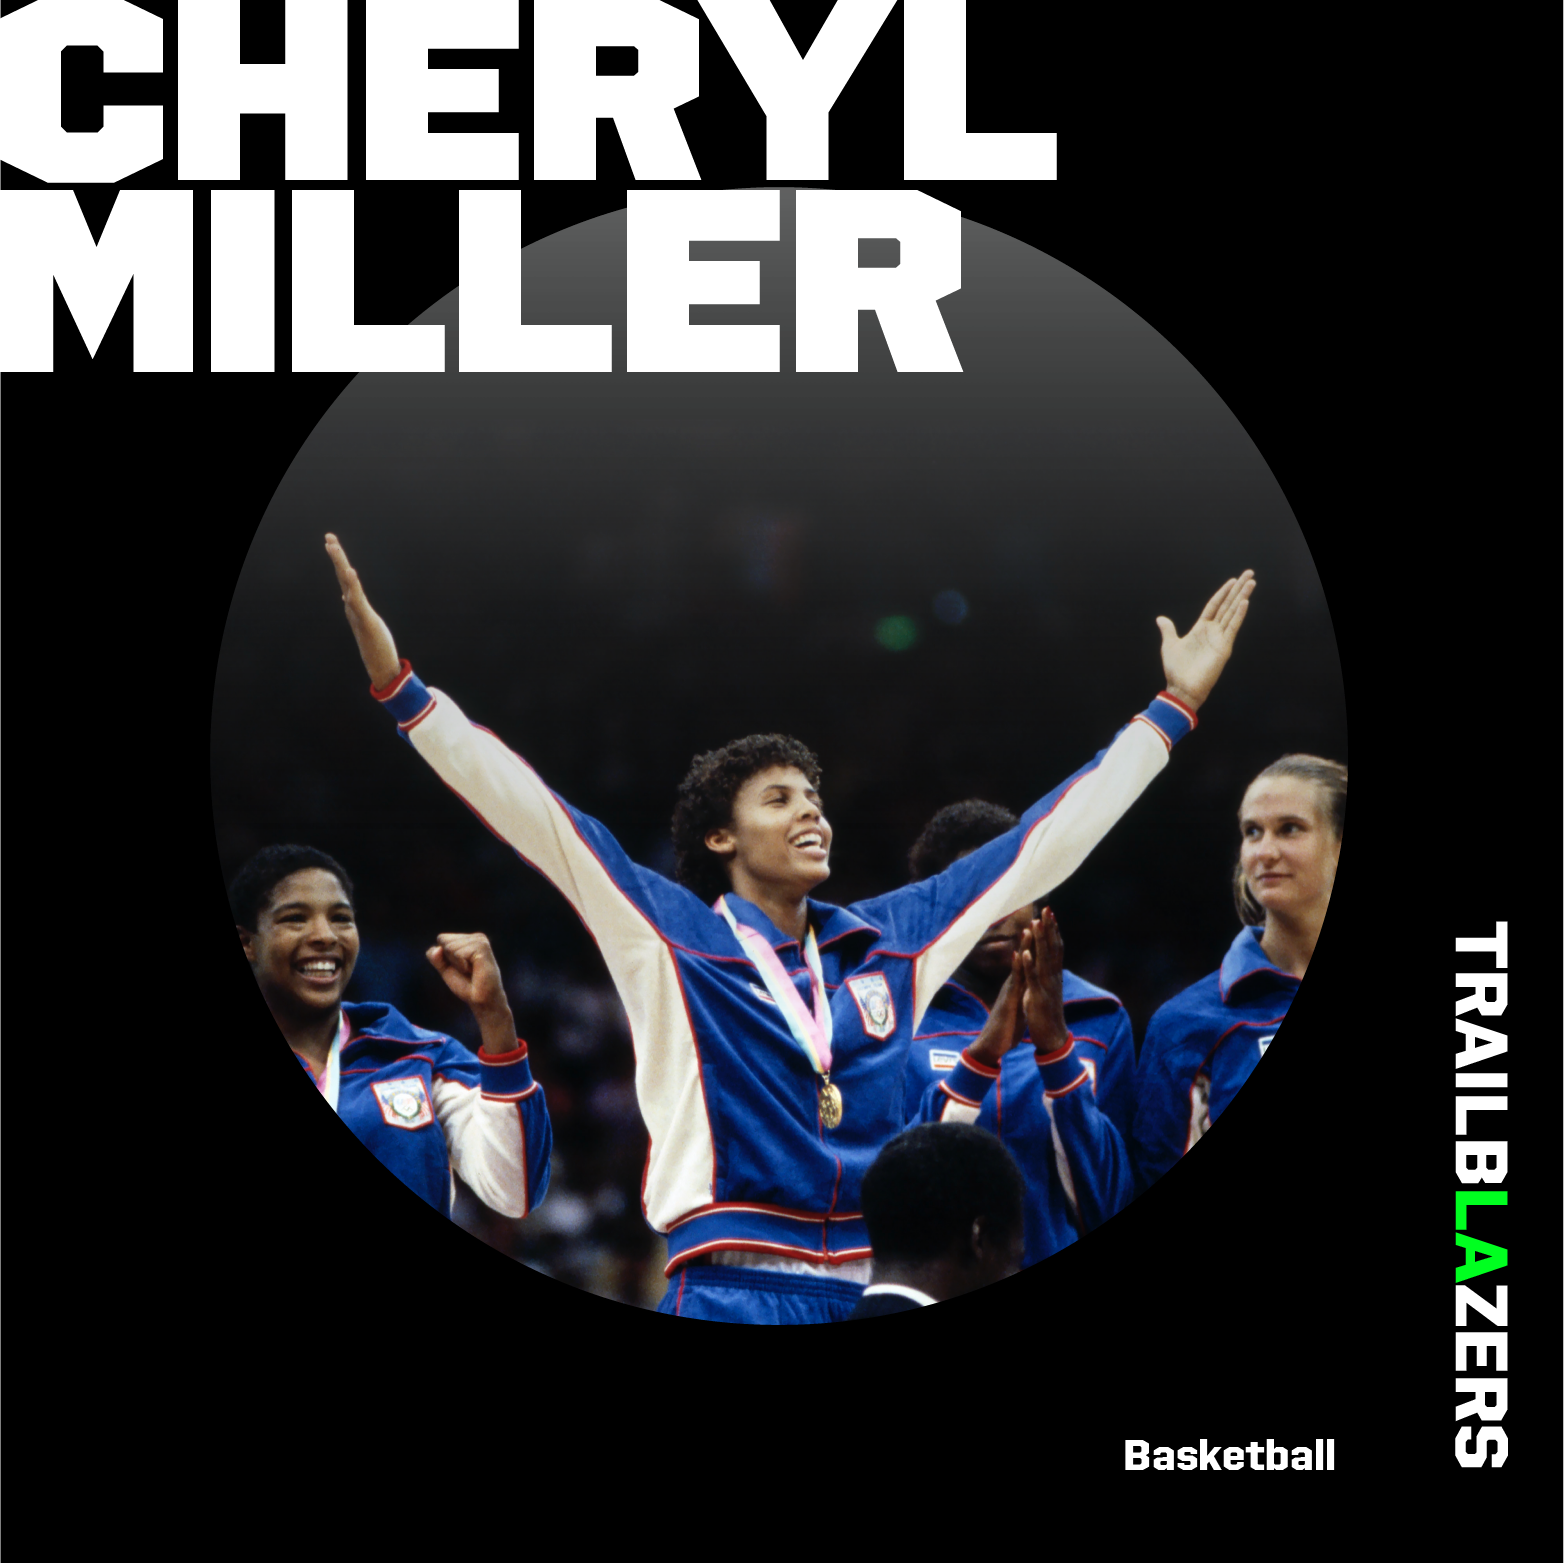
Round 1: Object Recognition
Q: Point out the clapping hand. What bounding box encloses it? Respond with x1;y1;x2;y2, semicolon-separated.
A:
967;968;1025;1068
1018;909;1070;1058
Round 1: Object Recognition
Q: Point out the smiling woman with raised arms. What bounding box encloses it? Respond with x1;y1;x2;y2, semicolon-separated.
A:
324;533;1254;1323
1130;754;1346;1189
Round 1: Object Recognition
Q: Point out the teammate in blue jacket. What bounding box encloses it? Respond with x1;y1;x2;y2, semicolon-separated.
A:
1131;754;1345;1189
325;534;1254;1323
233;843;552;1220
903;801;1135;1139
903;802;1136;1263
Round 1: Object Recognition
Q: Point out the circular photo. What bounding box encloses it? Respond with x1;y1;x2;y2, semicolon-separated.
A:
213;197;1345;1322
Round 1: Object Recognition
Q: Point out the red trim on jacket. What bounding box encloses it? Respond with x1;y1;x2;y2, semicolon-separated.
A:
478;1040;529;1063
1044;1068;1091;1099
371;659;414;700
666;1239;873;1277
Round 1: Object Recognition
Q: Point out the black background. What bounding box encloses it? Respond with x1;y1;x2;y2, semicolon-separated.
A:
4;0;1553;1498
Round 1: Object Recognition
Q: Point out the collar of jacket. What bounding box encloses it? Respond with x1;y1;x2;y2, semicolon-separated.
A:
721;893;881;955
339;1000;448;1049
1219;926;1300;1004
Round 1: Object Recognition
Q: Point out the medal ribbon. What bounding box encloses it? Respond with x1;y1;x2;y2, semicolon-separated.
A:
715;895;833;1077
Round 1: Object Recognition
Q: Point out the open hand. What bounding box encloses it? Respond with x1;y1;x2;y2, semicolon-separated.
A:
1018;909;1069;1057
1156;570;1255;712
325;533;402;689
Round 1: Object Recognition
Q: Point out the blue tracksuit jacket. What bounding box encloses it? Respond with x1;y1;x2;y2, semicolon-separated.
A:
1130;925;1298;1189
373;661;1195;1275
906;970;1135;1140
907;974;1137;1263
314;1000;552;1219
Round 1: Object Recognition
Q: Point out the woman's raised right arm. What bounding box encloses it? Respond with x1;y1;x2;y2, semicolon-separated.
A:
321;535;698;988
324;533;637;908
325;533;403;690
322;536;722;1218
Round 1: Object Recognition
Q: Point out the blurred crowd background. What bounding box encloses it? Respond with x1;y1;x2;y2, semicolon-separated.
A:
212;216;1346;1308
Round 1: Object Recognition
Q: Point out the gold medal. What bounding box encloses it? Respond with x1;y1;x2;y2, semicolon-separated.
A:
819;1079;843;1129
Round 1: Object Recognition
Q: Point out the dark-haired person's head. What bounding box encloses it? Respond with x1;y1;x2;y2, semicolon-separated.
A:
907;799;1019;882
909;799;1029;992
230;844;359;1023
671;734;828;907
861;1123;1025;1300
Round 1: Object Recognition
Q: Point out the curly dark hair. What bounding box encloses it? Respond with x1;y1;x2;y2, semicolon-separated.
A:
229;844;356;930
907;799;1019;881
671;734;822;905
1232;754;1347;926
861;1122;1025;1264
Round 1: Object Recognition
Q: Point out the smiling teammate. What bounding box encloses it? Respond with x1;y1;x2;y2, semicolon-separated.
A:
233;843;552;1220
1130;755;1345;1189
324;533;1254;1323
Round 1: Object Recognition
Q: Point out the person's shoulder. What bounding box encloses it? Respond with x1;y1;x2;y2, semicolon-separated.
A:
1061;968;1127;1016
843;842;1018;939
639;875;734;950
1142;968;1226;1052
846;1291;926;1319
344;1001;467;1055
1218;925;1299;1005
919;978;987;1026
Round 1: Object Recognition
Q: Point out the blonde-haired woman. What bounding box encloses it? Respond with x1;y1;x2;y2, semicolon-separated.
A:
1131;755;1345;1189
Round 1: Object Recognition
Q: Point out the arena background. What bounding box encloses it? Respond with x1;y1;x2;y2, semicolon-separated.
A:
211;205;1346;1308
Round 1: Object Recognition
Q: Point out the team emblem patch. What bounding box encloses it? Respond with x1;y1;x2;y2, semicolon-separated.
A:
373;1076;433;1130
846;974;897;1039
